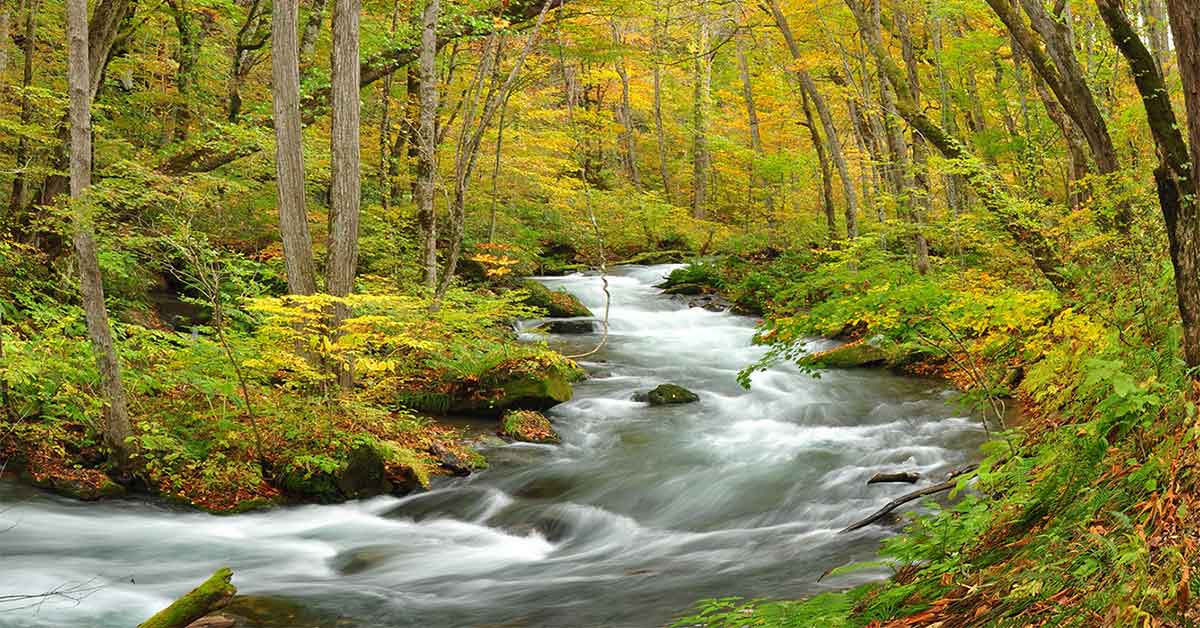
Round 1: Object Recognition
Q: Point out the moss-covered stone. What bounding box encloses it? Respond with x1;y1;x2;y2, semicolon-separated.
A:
449;356;582;416
499;410;560;443
517;279;593;318
280;446;390;503
138;567;236;628
800;340;887;368
615;249;689;266
633;383;700;405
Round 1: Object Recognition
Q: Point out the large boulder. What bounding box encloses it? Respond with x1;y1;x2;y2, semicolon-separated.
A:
280;445;390;502
499;410;560;444
633;383;700;405
518;279;593;318
448;357;583;417
799;339;887;369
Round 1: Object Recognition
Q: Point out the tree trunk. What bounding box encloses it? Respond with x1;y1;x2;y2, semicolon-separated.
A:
691;14;711;220
766;0;857;239
227;0;269;123
652;13;673;203
801;88;836;240
1142;0;1170;73
487;95;509;243
326;0;360;389
0;2;10;79
67;0;135;466
10;0;37;214
378;0;400;212
896;7;929;273
166;0;205;140
735;25;773;215
930;18;964;215
272;0;318;295
299;0;330;60
416;0;440;292
435;2;552;304
611;21;641;191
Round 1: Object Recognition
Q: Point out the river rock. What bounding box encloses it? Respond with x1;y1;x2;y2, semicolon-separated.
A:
281;445;390;502
799;339;887;369
518;279;593;318
541;318;598;334
499;410;560;444
614;249;688;266
447;358;582;416
632;384;700;405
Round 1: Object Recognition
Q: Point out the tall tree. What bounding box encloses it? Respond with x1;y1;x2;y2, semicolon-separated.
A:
10;0;38;213
166;0;207;139
734;17;772;214
326;0;361;388
416;0;440;291
67;0;134;466
691;11;712;220
611;20;641;191
651;8;673;203
765;0;858;239
273;0;318;295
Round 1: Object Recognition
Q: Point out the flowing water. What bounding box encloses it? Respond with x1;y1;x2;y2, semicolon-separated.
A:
0;265;986;628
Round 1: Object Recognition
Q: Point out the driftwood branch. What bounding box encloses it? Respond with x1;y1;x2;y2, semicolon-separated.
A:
867;471;920;484
840;464;980;534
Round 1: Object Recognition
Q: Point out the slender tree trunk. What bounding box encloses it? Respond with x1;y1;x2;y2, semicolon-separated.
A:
273;0;318;295
1142;0;1170;73
0;2;10;78
67;0;134;466
735;26;773;215
896;7;929;273
766;0;857;238
416;0;440;292
801;88;836;240
487;96;509;243
435;2;552;304
10;0;37;214
326;0;360;389
691;14;711;220
930;18;964;215
652;14;672;203
378;0;400;213
227;0;269;123
611;21;641;191
299;0;329;60
166;0;205;140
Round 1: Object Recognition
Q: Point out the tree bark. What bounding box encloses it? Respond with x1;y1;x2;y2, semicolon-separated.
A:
416;0;440;292
800;87;836;240
326;0;360;389
691;14;711;220
896;7;929;273
611;21;641;191
166;0;206;140
1141;0;1170;73
227;0;270;122
272;0;318;295
735;22;773;215
9;0;37;214
299;0;330;61
652;10;673;203
766;0;857;239
0;2;10;80
67;0;135;467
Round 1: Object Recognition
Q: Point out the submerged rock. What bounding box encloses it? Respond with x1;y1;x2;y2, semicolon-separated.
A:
632;383;700;405
518;279;593;318
499;410;560;444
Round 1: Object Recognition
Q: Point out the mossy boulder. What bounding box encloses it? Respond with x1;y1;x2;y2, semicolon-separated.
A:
449;356;583;416
499;410;560;444
615;249;688;266
280;445;390;502
518;279;593;318
23;467;126;501
138;567;236;628
800;339;887;369
633;383;700;405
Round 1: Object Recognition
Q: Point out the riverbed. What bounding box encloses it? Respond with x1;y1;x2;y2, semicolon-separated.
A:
0;264;985;627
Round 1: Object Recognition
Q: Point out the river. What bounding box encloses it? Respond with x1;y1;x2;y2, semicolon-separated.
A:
0;264;985;627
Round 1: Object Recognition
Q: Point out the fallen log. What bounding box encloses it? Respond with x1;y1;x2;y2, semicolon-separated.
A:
840;464;979;534
867;471;920;484
138;567;236;628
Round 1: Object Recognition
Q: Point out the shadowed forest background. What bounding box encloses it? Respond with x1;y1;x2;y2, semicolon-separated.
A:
3;0;1200;625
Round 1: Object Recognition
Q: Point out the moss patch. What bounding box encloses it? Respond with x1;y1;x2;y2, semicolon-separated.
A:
499;410;560;443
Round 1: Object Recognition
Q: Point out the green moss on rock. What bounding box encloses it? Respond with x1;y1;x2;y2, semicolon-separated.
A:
138;567;236;628
800;340;887;369
499;410;560;443
518;279;593;318
633;383;700;405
